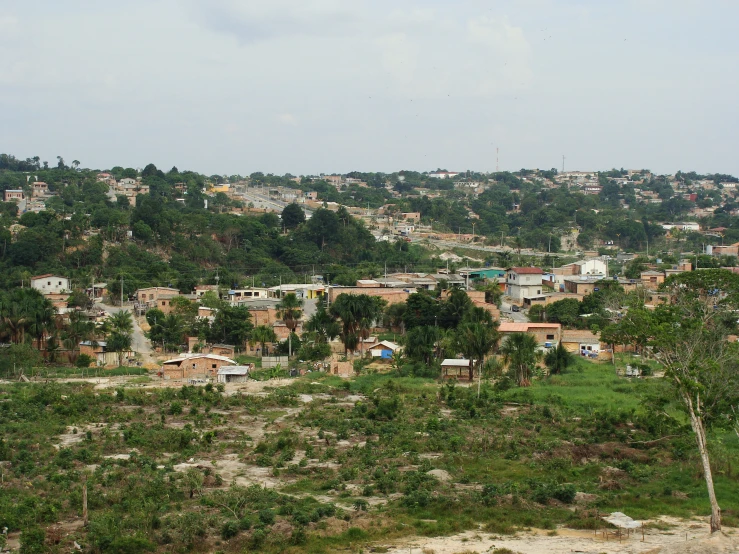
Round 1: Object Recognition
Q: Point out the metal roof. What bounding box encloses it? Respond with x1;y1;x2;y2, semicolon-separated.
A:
217;366;251;375
441;359;471;367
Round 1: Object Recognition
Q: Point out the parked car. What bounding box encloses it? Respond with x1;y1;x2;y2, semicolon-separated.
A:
511;305;520;312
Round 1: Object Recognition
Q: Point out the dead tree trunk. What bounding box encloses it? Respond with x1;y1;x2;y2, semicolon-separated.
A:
685;392;721;532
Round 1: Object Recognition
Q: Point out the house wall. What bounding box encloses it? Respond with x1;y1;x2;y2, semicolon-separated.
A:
248;308;280;327
31;276;69;294
162;357;233;380
328;287;411;305
563;281;597;295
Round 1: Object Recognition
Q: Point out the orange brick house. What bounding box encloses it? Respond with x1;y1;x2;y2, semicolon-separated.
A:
161;354;236;381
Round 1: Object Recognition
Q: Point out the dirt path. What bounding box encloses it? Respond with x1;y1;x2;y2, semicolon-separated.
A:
392;517;738;554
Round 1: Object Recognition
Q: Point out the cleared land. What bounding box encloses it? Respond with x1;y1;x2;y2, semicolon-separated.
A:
0;359;737;553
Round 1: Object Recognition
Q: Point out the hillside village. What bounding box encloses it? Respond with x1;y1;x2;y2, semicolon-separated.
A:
1;155;739;554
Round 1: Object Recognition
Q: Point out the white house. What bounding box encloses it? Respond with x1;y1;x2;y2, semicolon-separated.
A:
505;267;544;302
574;258;607;276
428;171;460;179
31;274;70;294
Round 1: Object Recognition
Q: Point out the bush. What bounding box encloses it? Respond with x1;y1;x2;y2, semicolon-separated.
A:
19;527;45;554
75;354;94;368
258;509;275;525
220;520;239;540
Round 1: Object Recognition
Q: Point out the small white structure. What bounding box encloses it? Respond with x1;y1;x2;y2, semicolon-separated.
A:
441;358;473;380
217;365;252;383
31;274;70;294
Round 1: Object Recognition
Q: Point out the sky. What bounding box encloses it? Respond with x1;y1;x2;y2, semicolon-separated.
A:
1;0;738;176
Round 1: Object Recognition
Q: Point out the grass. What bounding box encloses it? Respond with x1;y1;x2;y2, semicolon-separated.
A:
1;359;738;553
501;359;667;413
35;365;150;378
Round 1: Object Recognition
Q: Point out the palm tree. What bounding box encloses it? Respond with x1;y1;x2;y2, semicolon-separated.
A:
63;311;96;361
456;322;500;383
500;332;540;387
330;294;386;357
251;325;277;356
544;341;573;375
109;310;134;335
497;251;512;268
106;310;134;366
277;293;303;357
305;306;340;344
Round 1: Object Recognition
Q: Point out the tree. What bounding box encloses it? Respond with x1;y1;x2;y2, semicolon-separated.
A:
106;311;133;366
276;293;303;357
604;269;739;532
108;310;133;335
455;322;500;384
544;342;573;375
107;331;132;367
281;203;305;230
304;305;340;344
330;293;386;356
500;332;539;387
251;325;277;355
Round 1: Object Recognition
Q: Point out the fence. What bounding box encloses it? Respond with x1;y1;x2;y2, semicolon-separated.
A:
261;356;288;368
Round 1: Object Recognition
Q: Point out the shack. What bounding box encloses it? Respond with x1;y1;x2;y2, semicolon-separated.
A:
368;340;401;359
161;354;236;381
441;358;473;381
217;365;252;383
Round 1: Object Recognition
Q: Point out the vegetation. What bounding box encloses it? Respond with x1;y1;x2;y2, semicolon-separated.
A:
0;360;737;552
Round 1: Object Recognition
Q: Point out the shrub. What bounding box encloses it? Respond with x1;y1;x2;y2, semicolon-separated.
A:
258;509;275;525
19;526;45;554
220;520;239;540
75;354;94;368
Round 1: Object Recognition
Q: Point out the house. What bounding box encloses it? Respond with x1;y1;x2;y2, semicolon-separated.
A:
193;285;220;298
31;274;70;294
499;322;561;349
561;330;601;358
441;359;473;380
209;344;236;357
227;287;270;303
32;182;49;197
563;277;605;295
268;284;326;300
505;267;544;301
458;267;507;283
368;340;401;360
79;341;134;368
429;171;460;179
640;271;665;289
217;365;252;383
161;354;236;381
135;287;181;312
554;259;607;277
3;190;24;202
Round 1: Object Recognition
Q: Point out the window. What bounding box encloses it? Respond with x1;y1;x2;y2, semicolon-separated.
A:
212;364;217;369
48;281;51;285
546;334;554;340
58;281;62;286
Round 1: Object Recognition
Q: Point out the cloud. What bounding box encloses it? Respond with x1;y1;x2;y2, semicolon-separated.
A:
190;0;365;43
277;113;298;126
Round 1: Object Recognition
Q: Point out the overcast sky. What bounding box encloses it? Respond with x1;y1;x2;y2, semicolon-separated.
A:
1;0;738;176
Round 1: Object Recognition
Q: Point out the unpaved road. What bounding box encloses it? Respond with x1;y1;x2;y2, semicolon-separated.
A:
95;300;155;365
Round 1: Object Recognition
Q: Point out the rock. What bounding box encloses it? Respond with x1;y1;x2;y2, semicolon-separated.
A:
574;491;598;504
426;469;452;483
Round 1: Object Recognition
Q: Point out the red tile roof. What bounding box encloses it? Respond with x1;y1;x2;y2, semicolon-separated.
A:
509;267;544;275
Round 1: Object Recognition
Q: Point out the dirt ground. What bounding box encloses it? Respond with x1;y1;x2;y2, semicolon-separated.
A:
391;517;738;554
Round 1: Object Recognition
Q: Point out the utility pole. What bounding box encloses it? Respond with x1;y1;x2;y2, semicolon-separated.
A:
120;275;123;307
562;155;565;173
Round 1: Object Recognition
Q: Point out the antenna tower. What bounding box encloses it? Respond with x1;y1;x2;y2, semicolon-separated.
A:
562;155;565;173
